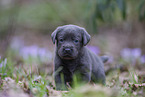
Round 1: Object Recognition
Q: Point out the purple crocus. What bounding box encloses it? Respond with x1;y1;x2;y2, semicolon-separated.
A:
87;45;100;55
140;55;145;64
38;48;53;62
107;56;114;64
120;48;132;61
120;48;142;64
20;45;40;60
131;48;141;59
0;58;7;68
0;63;2;68
19;45;53;63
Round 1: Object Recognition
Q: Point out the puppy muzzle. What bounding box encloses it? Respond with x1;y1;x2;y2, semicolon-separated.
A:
63;48;73;54
58;45;78;60
59;47;75;60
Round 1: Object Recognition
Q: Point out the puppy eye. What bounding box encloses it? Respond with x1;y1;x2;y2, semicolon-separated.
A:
74;40;79;43
59;39;64;43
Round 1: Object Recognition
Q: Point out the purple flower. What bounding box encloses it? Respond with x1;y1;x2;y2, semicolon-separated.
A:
120;48;132;61
140;55;145;64
38;48;53;61
0;63;2;68
107;56;114;64
120;48;142;65
20;45;39;59
4;58;7;65
0;58;7;68
131;48;141;59
38;48;47;58
87;45;100;55
19;45;53;63
29;45;38;57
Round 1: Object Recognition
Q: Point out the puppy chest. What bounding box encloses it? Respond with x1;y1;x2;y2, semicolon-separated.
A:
62;63;77;73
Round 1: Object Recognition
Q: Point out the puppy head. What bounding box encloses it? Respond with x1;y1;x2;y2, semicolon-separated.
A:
51;24;91;60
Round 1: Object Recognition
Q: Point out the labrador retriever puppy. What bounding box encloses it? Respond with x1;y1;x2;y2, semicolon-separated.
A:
51;24;108;90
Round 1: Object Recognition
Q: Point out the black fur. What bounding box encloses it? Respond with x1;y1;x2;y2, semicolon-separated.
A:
51;24;107;90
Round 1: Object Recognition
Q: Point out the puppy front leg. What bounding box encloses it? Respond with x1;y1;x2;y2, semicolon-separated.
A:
55;72;67;90
74;71;91;84
54;65;68;90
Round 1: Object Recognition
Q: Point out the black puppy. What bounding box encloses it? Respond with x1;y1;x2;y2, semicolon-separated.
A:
51;24;108;90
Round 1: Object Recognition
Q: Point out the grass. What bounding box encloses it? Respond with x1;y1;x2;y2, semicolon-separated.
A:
0;55;145;97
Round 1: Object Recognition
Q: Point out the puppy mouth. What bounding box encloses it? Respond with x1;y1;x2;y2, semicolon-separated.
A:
58;48;78;60
62;57;74;60
61;54;74;60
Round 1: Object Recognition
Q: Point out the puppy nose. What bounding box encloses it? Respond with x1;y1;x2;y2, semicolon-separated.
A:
64;48;72;53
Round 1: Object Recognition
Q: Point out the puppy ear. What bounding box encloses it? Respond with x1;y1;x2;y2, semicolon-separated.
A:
51;26;62;44
82;28;91;46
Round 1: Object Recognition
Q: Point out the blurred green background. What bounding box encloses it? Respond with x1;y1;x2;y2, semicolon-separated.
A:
0;0;145;57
